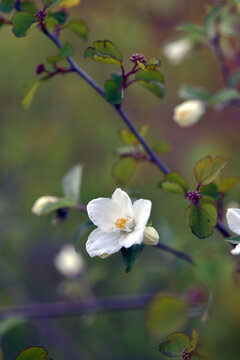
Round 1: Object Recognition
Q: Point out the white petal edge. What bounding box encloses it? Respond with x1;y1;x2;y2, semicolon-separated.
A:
133;199;152;230
226;208;240;235
111;188;133;218
120;229;145;248
86;228;125;257
87;198;122;233
231;243;240;255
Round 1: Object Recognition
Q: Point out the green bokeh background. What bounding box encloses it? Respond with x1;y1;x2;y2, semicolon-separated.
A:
1;0;240;359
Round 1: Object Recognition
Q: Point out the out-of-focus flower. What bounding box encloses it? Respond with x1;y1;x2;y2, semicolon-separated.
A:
86;188;152;258
163;38;193;65
173;100;205;127
226;208;240;255
32;196;59;216
143;226;159;245
54;244;84;277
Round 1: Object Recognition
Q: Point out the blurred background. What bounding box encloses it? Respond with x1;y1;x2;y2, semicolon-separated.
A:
0;0;240;359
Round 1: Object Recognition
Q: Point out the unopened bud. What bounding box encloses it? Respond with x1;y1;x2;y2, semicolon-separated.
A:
143;226;159;245
32;196;59;216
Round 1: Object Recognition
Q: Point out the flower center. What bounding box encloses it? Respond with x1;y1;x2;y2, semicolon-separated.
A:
115;217;128;229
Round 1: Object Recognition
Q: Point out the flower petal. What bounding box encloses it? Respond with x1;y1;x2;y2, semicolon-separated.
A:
111;188;133;218
231;243;240;255
87;198;122;232
133;199;152;230
226;208;240;235
86;228;125;257
120;229;144;248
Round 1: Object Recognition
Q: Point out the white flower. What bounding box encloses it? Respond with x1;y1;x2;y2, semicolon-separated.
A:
32;196;59;216
226;208;240;255
163;38;193;65
173;100;205;127
54;244;85;277
143;226;159;245
86;188;152;258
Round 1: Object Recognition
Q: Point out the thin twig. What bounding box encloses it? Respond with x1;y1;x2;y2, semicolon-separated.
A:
155;242;195;265
211;33;231;87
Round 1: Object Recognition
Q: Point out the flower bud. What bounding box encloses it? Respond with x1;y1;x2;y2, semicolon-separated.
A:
143;226;159;245
163;38;192;65
173;100;205;127
99;253;111;259
32;196;59;216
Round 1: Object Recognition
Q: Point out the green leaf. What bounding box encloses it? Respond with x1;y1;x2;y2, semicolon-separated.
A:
65;20;88;40
194;155;227;186
204;5;221;39
178;84;211;102
215;176;239;194
0;0;14;13
159;172;188;195
210;88;240;106
12;12;36;38
58;42;73;58
147;296;188;338
0;318;25;338
21;1;38;14
111;72;123;88
40;196;77;215
62;164;82;201
200;183;221;200
119;125;147;146
152;140;171;153
104;79;123;105
48;11;67;25
225;235;240;245
160;332;191;357
16;346;50;360
121;244;144;273
177;23;205;41
43;0;62;8
138;57;161;71
189;328;198;352
46;55;62;64
112;157;136;184
135;70;165;98
84;40;122;66
186;202;217;239
22;80;40;110
74;220;93;250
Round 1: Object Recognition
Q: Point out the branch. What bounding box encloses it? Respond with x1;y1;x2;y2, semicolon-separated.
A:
0;294;155;320
211;33;231;87
155;242;195;265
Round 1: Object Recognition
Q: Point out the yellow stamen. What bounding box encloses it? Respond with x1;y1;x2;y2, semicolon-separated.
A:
115;217;127;229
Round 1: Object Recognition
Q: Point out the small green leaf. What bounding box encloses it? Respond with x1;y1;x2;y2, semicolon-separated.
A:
48;11;67;25
12;12;36;38
62;164;82;201
138;57;161;71
20;1;38;15
152;140;171;153
194;155;227;186
84;40;122;66
74;220;93;250
0;318;25;338
215;176;239;194
160;332;191;357
112;157;136;184
0;0;14;13
186;202;217;239
119;125;147;146
16;346;50;360
147;296;188;338
58;42;73;58
210;88;240;106
160;182;185;195
104;79;123;105
178;84;211;102
121;244;144;273
177;23;205;41
111;72;123;88
225;235;240;245
40;196;77;215
189;328;198;352
46;55;62;64
159;172;188;195
43;0;62;8
135;70;165;98
22;80;40;110
204;5;221;39
65;20;88;40
200;183;221;200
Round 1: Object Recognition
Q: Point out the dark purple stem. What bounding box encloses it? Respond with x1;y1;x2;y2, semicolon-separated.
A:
211;33;231;87
155;242;195;265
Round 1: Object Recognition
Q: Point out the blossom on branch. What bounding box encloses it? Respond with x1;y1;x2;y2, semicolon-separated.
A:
86;188;152;258
54;244;85;277
173;100;205;127
163;38;193;65
226;208;240;255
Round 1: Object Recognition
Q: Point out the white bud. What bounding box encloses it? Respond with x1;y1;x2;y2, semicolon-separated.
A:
143;226;159;245
173;100;205;127
163;38;193;65
54;245;85;277
99;253;111;259
32;196;59;216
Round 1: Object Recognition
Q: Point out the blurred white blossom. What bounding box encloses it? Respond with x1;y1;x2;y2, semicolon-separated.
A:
173;100;205;127
226;208;240;255
54;244;85;277
86;188;152;258
163;38;193;65
32;196;59;216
